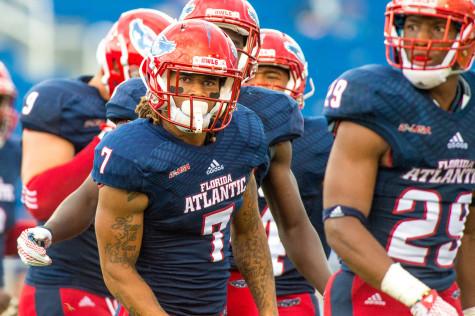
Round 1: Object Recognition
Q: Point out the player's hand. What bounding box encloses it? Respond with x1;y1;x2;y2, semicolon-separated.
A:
17;227;52;266
410;290;458;316
464;307;475;316
0;288;11;314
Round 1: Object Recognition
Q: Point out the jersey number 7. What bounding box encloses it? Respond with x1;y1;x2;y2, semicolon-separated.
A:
202;205;234;262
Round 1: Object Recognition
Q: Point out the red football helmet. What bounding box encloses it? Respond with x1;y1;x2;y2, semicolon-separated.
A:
252;29;310;108
385;0;475;89
179;0;260;80
0;61;17;146
97;9;175;96
140;20;242;133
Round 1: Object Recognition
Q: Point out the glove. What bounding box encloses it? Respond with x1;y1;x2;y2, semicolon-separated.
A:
410;290;458;316
17;227;52;266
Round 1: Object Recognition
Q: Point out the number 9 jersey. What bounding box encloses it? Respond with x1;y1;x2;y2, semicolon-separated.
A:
324;64;475;291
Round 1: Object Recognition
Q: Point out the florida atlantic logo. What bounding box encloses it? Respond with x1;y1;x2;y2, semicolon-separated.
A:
247;6;260;27
179;1;196;20
129;19;158;57
284;40;305;63
151;35;177;58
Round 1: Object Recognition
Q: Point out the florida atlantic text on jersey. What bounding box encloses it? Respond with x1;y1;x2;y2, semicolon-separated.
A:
324;64;475;291
92;105;269;316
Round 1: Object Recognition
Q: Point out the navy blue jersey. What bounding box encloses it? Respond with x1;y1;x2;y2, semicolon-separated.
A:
92;105;268;316
324;64;475;290
106;78;144;122
20;76;106;152
0;137;21;231
22;76;109;296
238;86;304;148
0;137;21;286
259;117;333;296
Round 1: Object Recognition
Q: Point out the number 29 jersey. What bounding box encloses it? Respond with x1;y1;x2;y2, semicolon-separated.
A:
324;64;475;291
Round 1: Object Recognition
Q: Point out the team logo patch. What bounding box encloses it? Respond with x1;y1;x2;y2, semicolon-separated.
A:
277;297;301;308
129;19;158;57
169;163;191;179
179;1;196;20
284;41;305;63
151;35;176;58
229;279;247;288
83;118;104;129
398;123;432;135
247;6;259;26
230;43;238;60
205;8;240;19
193;56;227;71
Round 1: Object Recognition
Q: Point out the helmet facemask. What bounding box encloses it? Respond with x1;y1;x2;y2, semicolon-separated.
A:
141;60;242;133
385;4;475;89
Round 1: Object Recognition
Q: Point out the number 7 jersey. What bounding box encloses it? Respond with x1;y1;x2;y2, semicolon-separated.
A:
324;64;475;291
92;105;269;316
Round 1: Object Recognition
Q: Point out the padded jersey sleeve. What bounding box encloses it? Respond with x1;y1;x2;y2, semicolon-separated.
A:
92;129;145;192
323;66;401;151
20;80;65;135
233;105;271;186
238;86;304;147
106;78;145;121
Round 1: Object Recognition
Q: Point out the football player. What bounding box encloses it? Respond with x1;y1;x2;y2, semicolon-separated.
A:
180;0;331;294
16;78;143;259
0;61;20;314
94;20;276;316
226;28;333;316
18;0;331;302
17;9;174;316
323;0;475;315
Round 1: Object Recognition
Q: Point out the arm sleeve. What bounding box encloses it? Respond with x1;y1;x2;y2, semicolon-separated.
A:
22;137;100;221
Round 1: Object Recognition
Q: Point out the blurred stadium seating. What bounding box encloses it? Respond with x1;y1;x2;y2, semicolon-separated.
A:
0;0;388;118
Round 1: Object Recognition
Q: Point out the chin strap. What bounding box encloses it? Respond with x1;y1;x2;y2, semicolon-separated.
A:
303;77;315;100
170;99;211;133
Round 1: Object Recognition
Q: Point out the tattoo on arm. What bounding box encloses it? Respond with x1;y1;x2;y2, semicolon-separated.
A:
127;191;141;202
105;215;141;267
233;176;276;312
113;291;142;316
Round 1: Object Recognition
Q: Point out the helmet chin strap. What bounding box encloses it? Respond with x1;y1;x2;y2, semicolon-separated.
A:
170;99;211;133
402;67;452;90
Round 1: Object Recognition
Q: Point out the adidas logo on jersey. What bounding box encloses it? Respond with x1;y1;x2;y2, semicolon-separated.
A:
78;296;96;308
364;293;386;306
206;159;224;175
447;132;468;150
